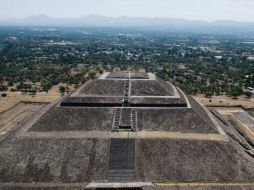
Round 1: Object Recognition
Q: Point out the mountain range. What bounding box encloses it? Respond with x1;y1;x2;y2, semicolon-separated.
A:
1;15;254;34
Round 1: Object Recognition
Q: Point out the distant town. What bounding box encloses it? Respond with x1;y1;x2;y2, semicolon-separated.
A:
0;26;254;101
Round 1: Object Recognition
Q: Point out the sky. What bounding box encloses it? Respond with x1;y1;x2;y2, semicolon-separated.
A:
0;0;253;22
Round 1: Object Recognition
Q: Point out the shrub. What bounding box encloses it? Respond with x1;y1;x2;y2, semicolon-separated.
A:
0;84;7;91
59;86;65;94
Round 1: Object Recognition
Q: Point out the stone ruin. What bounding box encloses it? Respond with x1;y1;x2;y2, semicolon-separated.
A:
1;72;254;190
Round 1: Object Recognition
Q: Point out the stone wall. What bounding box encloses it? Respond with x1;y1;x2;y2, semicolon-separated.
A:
0;138;109;183
135;139;254;182
29;107;114;132
137;108;217;133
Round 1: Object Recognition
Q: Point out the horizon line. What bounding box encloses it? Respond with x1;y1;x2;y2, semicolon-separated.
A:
1;14;254;23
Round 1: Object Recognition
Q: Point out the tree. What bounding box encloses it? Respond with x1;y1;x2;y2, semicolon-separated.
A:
16;82;32;91
215;88;221;96
16;82;24;90
98;69;103;74
244;91;252;98
66;86;70;94
30;88;36;96
59;86;65;94
230;86;242;99
88;71;96;79
0;84;7;91
205;90;213;98
41;81;53;93
7;81;14;87
192;88;198;95
184;85;193;94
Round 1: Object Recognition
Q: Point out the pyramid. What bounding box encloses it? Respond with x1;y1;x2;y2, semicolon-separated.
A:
1;72;254;190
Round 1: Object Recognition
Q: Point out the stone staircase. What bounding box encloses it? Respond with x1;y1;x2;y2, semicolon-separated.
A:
113;108;138;131
131;109;138;131
123;80;130;107
107;139;135;182
119;108;132;130
112;108;121;131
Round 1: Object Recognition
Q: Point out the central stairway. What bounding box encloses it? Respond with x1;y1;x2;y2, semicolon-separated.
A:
107;138;135;182
112;108;138;131
123;79;130;107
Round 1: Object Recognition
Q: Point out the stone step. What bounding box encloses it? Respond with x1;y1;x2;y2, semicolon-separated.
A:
131;109;138;131
120;108;132;128
108;169;135;182
108;139;135;171
113;108;122;130
122;80;130;107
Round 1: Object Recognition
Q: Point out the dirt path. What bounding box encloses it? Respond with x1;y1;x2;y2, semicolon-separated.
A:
213;107;245;115
19;131;226;141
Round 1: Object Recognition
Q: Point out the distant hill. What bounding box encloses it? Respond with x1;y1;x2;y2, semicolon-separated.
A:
1;15;254;34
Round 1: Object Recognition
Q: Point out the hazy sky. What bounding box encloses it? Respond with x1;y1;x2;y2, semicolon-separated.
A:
0;0;253;21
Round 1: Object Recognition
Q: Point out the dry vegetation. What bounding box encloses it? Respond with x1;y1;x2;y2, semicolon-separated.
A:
0;85;64;133
0;91;60;113
193;94;254;109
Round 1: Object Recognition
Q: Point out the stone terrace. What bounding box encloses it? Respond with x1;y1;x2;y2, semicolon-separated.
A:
79;80;125;96
130;80;174;96
29;107;114;132
1;72;254;190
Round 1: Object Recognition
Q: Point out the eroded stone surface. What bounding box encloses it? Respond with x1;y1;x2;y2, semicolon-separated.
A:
1;72;254;190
